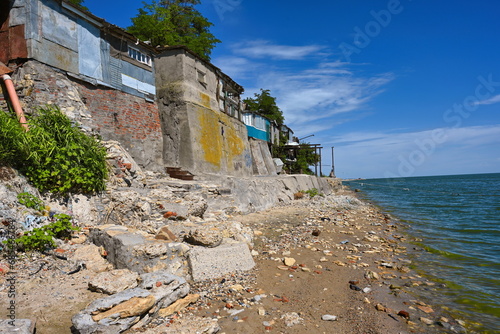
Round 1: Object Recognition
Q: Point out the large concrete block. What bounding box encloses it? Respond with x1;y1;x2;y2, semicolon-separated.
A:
89;225;190;277
0;319;36;334
188;242;255;281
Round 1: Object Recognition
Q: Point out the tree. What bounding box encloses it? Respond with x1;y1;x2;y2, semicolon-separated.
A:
243;89;284;125
127;0;220;61
67;0;88;11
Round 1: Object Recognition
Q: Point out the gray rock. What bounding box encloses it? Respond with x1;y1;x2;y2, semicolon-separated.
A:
188;242;255;281
321;314;338;321
72;272;189;334
88;269;140;294
184;228;223;248
0;319;36;334
89;225;189;276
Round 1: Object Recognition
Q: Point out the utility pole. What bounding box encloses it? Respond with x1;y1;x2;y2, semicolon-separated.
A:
319;146;322;177
329;146;336;178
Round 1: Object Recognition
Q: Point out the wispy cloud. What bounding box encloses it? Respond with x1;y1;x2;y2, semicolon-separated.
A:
327;125;500;178
257;69;394;128
211;56;257;79
474;94;500;106
214;40;395;138
232;40;326;60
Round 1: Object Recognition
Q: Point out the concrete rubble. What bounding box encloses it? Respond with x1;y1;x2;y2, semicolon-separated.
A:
0;142;344;333
0;319;36;334
72;272;189;334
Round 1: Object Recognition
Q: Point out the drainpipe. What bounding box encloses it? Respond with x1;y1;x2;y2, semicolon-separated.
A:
2;74;29;131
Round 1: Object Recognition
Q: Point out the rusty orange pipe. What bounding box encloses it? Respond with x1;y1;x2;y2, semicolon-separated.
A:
2;74;28;131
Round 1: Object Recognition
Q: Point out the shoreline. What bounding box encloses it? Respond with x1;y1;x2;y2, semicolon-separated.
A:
168;188;467;334
0;187;470;333
347;180;497;334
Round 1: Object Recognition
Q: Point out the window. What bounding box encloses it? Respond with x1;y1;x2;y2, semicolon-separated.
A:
127;46;152;66
197;70;206;85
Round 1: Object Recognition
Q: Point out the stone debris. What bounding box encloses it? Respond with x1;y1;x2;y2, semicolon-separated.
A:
71;244;113;273
321;314;338;321
0;163;464;334
157;293;200;317
91;295;156;322
72;272;189;333
188;243;255;281
282;312;303;326
0;319;36;334
154;226;178;242
88;269;140;295
89;224;190;277
184;228;223;247
283;257;296;266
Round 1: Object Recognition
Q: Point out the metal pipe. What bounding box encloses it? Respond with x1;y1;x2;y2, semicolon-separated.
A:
2;74;28;131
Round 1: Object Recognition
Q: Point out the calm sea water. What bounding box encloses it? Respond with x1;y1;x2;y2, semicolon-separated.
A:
345;173;500;333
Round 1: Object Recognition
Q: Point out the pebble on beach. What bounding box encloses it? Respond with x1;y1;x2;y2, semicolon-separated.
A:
321;314;338;321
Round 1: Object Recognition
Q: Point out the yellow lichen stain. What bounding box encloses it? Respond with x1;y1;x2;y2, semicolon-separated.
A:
200;93;211;109
198;107;222;167
197;107;245;170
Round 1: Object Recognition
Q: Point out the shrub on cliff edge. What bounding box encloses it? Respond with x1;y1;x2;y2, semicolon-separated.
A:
0;105;108;195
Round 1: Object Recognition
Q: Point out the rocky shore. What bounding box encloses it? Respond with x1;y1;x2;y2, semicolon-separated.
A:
1;177;469;333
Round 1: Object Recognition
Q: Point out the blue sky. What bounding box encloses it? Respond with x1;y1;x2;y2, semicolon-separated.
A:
83;0;500;179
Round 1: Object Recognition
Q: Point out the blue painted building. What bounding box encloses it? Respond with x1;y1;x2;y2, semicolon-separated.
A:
1;0;157;100
242;111;271;142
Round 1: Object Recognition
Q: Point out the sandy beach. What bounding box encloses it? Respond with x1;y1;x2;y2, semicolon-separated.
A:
181;188;464;334
0;188;466;334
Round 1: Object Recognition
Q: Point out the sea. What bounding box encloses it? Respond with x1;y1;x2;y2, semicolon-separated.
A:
344;173;500;333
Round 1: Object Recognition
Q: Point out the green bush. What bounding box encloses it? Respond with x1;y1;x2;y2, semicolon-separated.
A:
0;105;108;195
17;192;45;211
13;214;78;251
304;188;320;198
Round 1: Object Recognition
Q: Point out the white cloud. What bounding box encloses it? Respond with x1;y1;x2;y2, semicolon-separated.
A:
258;69;393;128
211;56;257;79
231;40;326;60
474;94;500;106
329;125;500;178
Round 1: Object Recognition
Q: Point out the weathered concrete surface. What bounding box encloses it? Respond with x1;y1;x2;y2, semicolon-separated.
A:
72;273;189;334
203;174;338;214
88;269;140;295
188;242;255;281
155;47;254;177
89;225;190;277
0;319;36;334
249;138;277;176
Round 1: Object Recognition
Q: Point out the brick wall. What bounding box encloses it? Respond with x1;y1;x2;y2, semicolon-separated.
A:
6;60;164;171
76;83;161;142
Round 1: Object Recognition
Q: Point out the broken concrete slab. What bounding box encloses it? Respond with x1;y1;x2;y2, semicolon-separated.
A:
184;228;223;248
0;319;36;334
73;272;189;334
71;244;113;273
89;225;190;277
88;269;139;295
188;242;255;281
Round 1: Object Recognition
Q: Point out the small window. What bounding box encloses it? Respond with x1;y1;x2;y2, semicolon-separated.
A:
127;46;152;66
197;70;206;85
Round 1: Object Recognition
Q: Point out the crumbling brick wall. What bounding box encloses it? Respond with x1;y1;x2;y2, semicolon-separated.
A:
4;60;164;171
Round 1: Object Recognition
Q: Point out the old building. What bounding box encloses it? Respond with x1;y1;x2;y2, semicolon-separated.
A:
1;0;163;171
1;0;286;177
155;46;253;177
